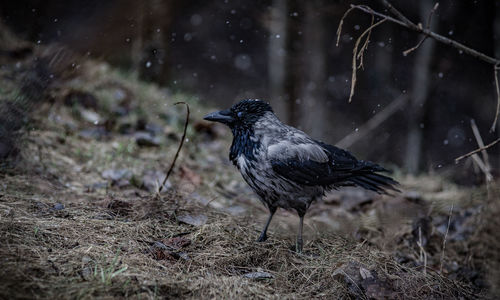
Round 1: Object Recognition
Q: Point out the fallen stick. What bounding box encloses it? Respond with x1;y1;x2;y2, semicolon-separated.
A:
159;102;190;193
455;138;500;163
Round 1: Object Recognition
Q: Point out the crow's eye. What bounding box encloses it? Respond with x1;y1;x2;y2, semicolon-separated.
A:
237;111;244;118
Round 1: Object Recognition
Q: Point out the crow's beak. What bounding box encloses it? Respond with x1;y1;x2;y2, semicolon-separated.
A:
203;109;234;124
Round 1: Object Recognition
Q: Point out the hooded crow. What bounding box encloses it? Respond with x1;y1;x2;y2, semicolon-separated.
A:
204;99;399;253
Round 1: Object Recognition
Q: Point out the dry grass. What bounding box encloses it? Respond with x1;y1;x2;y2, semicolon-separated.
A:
0;173;477;299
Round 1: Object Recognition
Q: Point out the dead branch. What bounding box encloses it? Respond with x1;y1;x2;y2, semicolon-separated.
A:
403;3;439;56
348;3;500;65
455;138;500;163
344;18;387;103
336;94;408;148
379;0;416;28
491;65;500;132
340;1;500;129
336;6;357;47
470;119;491;168
159;102;190;193
356;14;375;69
471;154;493;182
455;120;495;182
439;203;453;274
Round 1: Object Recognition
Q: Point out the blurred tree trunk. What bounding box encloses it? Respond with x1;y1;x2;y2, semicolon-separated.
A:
297;0;326;137
374;25;393;92
404;0;437;174
268;0;288;121
132;0;174;85
131;2;145;75
283;0;303;126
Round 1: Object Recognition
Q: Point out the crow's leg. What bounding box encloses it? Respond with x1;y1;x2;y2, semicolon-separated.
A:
257;206;277;242
296;212;305;254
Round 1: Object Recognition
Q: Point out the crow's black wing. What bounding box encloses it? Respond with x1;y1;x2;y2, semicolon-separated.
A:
269;140;399;193
269;140;357;185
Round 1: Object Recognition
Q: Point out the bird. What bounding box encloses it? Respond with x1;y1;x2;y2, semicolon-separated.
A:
204;99;399;253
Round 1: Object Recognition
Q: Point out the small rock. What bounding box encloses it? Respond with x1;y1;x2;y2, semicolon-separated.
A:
102;169;132;182
85;182;108;192
81;255;92;264
78;127;109;140
53;203;65;211
81;266;93;280
243;272;274;280
134;131;161;147
145;122;163;136
177;214;207;226
80;109;102;124
225;205;246;216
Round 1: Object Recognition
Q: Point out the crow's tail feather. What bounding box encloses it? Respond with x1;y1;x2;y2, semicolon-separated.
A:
350;162;400;194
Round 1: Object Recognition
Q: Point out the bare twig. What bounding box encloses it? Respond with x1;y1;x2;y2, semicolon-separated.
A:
348;18;387;103
403;2;439;56
491;65;500;132
470;154;493;182
403;37;428;57
336;6;357;47
336;95;408;148
379;0;416;27
455;138;500;163
417;226;427;275
349;4;500;65
425;3;440;29
158;102;190;193
456;120;495;182
470;119;490;167
440;203;453;274
357;15;375;69
343;1;500;128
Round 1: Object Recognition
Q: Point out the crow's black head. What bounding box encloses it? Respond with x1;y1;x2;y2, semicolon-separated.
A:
204;99;273;129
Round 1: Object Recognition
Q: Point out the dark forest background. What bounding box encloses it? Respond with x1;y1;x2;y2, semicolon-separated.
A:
1;0;499;176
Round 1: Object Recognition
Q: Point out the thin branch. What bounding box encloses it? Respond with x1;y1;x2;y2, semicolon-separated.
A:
357;14;375;69
470;119;490;167
158;102;190;193
403;2;439;56
344;1;500;128
491;65;500;132
455;137;500;163
348;18;387;103
379;0;416;28
403;37;428;57
471;154;493;182
336;6;357;47
439;203;453;274
425;3;440;29
350;4;500;65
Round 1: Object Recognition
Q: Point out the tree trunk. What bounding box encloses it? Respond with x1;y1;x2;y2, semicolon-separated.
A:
283;0;303;126
268;0;288;121
297;0;326;138
132;0;174;84
404;0;437;174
